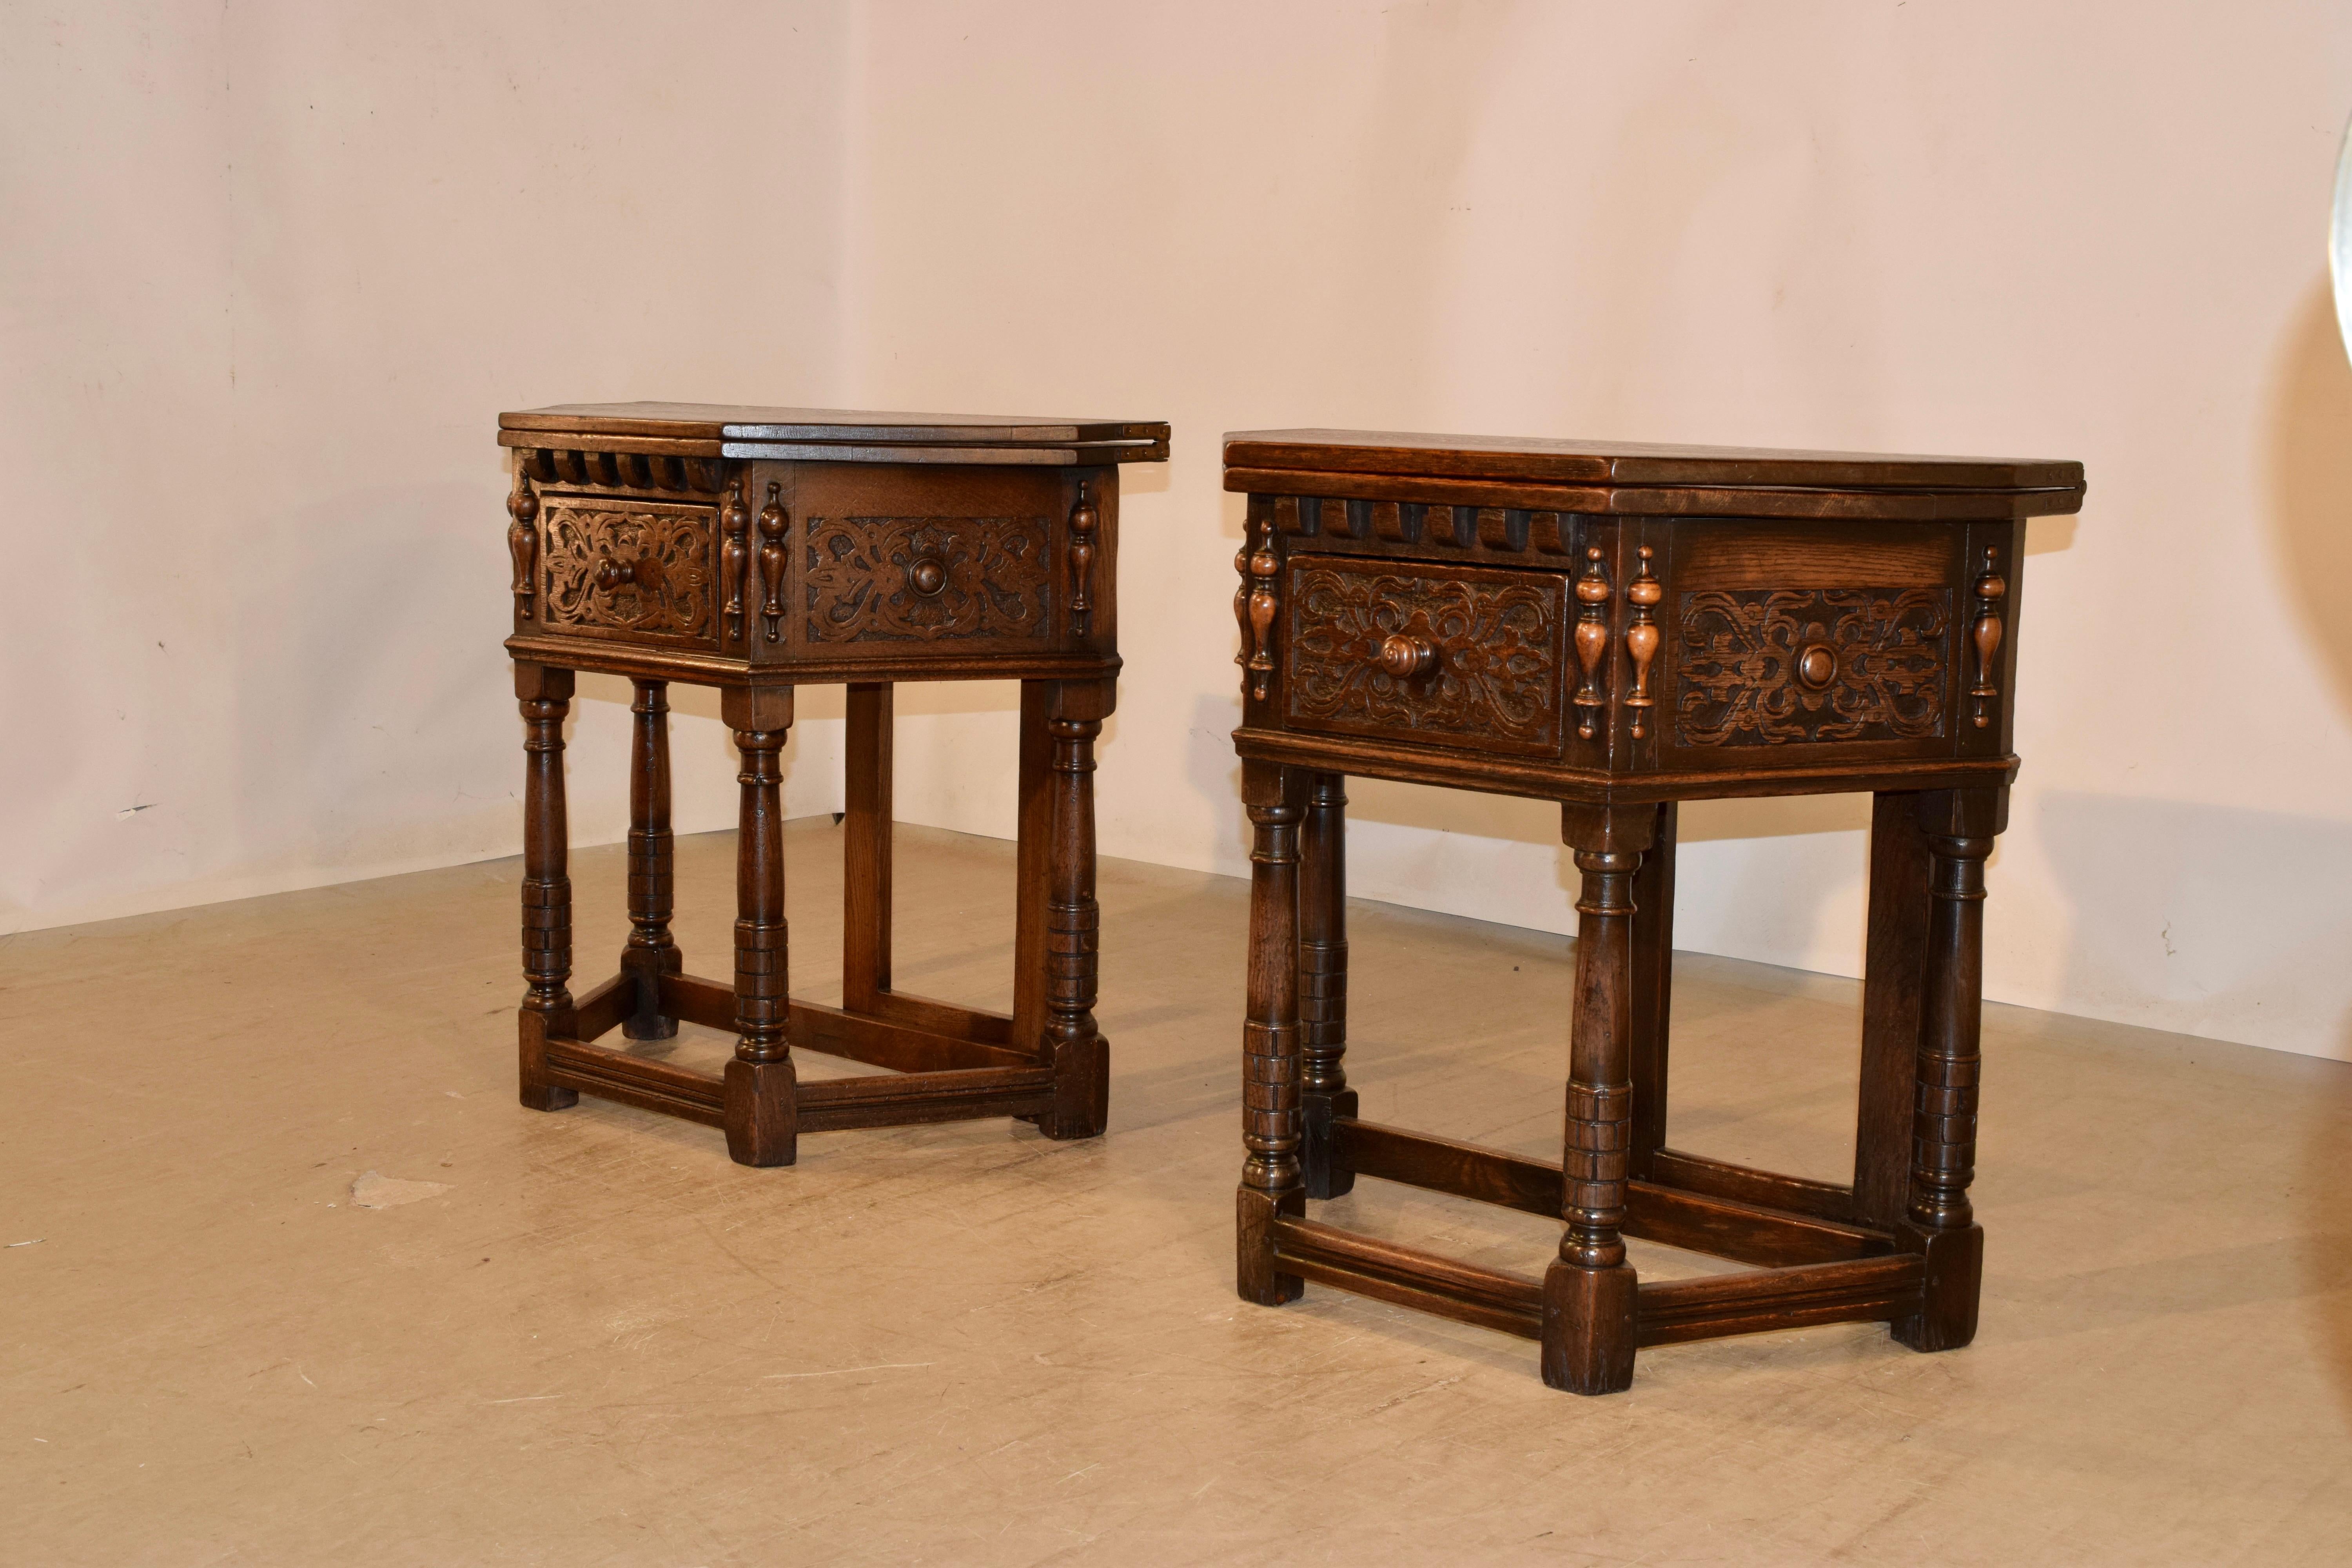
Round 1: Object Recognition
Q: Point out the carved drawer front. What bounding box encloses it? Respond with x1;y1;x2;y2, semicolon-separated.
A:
539;496;720;649
1282;555;1569;757
802;513;1055;648
1662;523;1964;758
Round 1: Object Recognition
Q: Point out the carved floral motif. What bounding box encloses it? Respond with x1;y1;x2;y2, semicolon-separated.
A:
1285;561;1565;753
1675;587;1950;746
540;500;717;642
803;515;1053;642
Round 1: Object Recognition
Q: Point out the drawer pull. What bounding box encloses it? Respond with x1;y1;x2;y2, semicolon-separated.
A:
908;556;948;597
594;555;636;592
1377;633;1436;680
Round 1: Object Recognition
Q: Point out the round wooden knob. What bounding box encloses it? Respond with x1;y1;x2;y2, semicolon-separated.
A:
1796;643;1837;689
595;555;636;591
1378;633;1437;679
908;557;947;596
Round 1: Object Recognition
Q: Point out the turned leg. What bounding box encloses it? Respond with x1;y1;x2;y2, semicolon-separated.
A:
515;664;578;1112
1893;787;2004;1351
843;682;893;1014
1038;680;1111;1140
1855;791;1933;1227
621;680;682;1041
1298;771;1354;1199
1543;802;1656;1394
721;686;796;1167
1237;762;1307;1305
1626;800;1677;1181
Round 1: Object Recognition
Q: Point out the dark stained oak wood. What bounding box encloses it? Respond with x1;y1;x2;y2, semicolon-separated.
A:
504;404;1159;1168
1856;791;1933;1227
1223;428;2083;492
1647;1147;1858;1224
1227;427;2072;1393
1298;772;1354;1199
545;1035;726;1127
621;680;683;1042
1544;802;1655;1394
1628;800;1677;1180
1271;1214;1543;1340
843;683;893;1015
514;662;577;1113
1635;1255;1926;1348
788;998;1036;1074
1236;761;1307;1307
1331;1118;1892;1269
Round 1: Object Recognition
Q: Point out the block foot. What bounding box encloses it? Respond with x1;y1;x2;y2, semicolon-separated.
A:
723;1057;797;1167
1541;1261;1639;1395
1236;1185;1305;1307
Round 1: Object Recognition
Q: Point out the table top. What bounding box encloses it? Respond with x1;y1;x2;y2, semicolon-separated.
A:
1224;428;2083;494
503;402;1169;464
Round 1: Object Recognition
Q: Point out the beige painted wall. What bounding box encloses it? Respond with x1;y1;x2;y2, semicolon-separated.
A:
9;3;2352;1060
3;1;858;930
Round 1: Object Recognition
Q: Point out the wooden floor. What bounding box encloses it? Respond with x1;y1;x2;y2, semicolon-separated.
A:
4;818;2348;1564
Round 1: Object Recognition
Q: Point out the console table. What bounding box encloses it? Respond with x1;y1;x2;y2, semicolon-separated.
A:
499;403;1166;1165
1224;429;2084;1392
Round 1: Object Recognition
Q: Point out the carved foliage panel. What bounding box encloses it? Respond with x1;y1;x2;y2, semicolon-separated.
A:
539;499;717;645
1675;587;1951;747
1284;558;1567;755
803;515;1054;644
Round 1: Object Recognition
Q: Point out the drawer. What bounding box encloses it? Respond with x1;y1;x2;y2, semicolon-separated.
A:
1282;555;1569;757
538;495;720;649
1658;521;1965;760
802;513;1056;647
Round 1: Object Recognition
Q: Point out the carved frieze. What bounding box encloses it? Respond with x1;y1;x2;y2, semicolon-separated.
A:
1285;559;1566;754
1675;587;1950;747
539;499;717;643
803;515;1053;643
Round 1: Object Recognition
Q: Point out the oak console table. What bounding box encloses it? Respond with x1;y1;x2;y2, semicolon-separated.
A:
1224;429;2084;1393
499;403;1166;1165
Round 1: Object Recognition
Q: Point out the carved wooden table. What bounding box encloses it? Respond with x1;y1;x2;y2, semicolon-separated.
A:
1224;430;2084;1392
499;403;1166;1165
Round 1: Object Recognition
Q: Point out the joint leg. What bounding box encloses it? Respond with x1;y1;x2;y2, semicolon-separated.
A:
1039;681;1110;1141
515;664;577;1111
1238;762;1307;1305
1893;788;2002;1351
722;686;796;1167
1542;801;1654;1394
